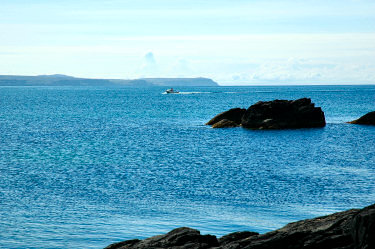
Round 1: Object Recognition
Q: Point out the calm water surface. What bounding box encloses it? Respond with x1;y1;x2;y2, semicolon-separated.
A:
0;85;374;248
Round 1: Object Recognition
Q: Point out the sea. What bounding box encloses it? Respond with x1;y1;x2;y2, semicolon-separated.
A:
0;85;374;249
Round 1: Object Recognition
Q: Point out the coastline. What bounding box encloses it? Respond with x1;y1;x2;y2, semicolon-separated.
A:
105;203;375;249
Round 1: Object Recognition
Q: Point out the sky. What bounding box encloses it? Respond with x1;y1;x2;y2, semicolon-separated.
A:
0;0;375;85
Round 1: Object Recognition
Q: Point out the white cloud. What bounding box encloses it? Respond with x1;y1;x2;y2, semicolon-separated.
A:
137;52;159;77
224;58;375;85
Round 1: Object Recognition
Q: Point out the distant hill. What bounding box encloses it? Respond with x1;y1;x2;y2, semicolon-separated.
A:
0;75;218;87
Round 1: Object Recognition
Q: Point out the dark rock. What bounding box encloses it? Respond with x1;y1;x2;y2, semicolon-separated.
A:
105;203;375;249
218;231;259;248
351;204;375;249
206;108;246;126
348;111;375;125
206;98;325;129
241;98;326;129
104;227;219;249
212;119;239;128
233;208;359;249
105;240;141;249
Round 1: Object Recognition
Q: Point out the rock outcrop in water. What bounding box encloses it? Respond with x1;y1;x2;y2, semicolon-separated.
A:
206;98;326;129
348;111;375;126
105;203;375;249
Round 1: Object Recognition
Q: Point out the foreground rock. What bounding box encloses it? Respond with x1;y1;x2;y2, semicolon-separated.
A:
105;227;219;249
105;203;375;249
348;111;375;125
206;98;326;129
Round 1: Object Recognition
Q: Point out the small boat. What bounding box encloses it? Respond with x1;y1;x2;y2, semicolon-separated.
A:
164;88;180;94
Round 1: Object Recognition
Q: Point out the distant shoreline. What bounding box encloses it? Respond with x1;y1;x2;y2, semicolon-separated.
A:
0;74;218;87
1;75;375;87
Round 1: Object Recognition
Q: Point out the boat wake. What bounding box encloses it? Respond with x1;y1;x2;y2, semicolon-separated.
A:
162;91;245;95
162;91;211;95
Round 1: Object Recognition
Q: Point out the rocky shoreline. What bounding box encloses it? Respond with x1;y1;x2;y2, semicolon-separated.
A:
105;203;375;249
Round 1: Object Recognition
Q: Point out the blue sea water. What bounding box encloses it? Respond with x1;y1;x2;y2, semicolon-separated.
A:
0;85;374;249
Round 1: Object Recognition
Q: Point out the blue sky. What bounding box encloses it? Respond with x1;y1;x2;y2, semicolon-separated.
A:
1;0;375;84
